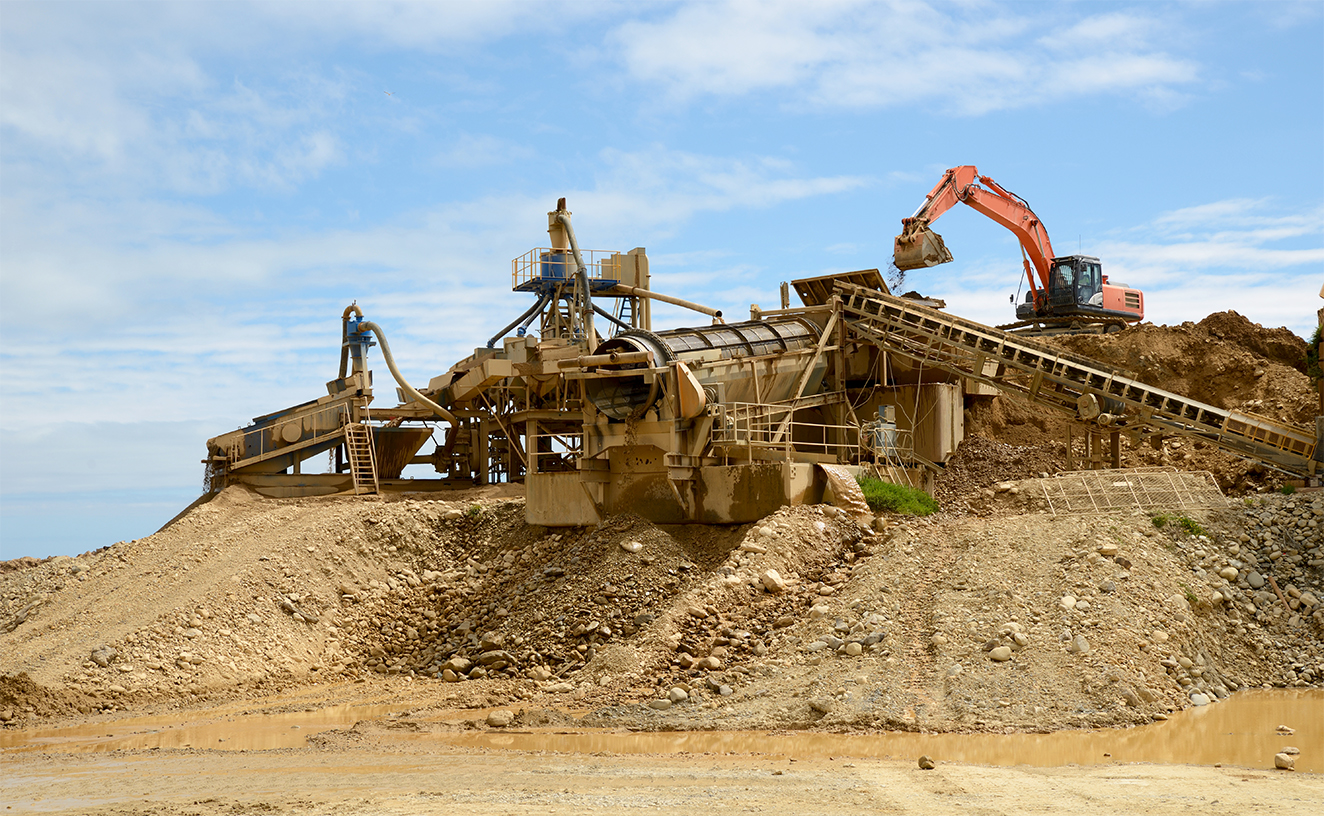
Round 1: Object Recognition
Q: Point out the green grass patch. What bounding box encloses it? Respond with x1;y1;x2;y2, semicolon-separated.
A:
466;504;483;518
1151;512;1207;537
1177;581;1199;607
1280;484;1297;495
855;475;939;516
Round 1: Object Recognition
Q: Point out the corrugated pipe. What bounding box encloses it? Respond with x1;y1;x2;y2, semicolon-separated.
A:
358;321;456;425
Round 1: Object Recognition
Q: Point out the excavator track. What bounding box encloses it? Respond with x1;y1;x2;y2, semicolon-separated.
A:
996;316;1131;337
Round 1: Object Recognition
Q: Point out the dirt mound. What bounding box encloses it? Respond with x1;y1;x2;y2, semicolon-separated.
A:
2;482;1319;735
0;673;101;720
940;313;1316;502
0;556;52;575
1052;317;1313;427
1196;311;1308;372
933;435;1061;509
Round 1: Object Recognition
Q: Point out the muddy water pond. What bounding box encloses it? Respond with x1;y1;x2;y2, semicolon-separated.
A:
3;689;1319;772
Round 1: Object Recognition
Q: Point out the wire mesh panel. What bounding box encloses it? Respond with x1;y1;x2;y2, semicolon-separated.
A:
1037;467;1225;515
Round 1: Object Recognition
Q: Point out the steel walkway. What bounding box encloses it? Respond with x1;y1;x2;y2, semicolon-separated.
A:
837;283;1319;477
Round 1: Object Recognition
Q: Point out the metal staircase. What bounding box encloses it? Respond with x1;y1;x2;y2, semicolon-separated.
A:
343;420;379;495
836;283;1320;477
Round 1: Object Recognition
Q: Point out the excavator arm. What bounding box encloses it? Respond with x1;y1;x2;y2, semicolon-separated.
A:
894;165;1056;304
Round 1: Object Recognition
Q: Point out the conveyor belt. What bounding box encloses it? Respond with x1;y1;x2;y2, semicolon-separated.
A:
837;283;1320;477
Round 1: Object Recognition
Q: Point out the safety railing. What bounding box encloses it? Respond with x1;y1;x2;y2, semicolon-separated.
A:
527;426;584;473
512;247;622;290
859;420;916;464
710;401;861;462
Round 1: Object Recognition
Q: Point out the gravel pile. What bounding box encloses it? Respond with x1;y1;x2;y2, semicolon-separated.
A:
1;484;1319;733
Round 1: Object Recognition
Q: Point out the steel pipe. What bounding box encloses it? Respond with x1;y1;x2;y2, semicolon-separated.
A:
557;350;653;369
603;284;724;321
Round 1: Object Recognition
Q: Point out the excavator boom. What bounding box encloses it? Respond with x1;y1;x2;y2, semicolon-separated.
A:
893;165;1143;329
893;166;1055;285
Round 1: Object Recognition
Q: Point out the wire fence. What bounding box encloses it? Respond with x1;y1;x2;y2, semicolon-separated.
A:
1035;467;1225;515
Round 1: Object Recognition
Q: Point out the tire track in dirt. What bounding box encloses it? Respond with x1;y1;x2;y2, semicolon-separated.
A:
892;533;958;726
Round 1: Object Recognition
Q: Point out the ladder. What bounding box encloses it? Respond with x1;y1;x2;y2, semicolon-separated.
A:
615;296;635;331
836;283;1319;477
343;420;379;495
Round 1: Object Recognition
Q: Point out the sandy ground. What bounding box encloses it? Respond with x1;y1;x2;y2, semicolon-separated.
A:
4;682;1320;815
6;741;1322;815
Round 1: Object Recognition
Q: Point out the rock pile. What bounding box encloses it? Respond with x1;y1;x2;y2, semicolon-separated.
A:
337;504;874;699
0;480;1319;733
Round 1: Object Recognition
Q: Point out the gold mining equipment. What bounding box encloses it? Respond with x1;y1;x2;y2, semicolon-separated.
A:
203;200;1321;524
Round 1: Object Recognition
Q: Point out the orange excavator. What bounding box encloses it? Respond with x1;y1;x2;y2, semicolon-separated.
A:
893;165;1144;333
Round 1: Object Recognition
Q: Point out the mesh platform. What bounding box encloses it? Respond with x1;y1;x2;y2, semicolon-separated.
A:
1036;467;1225;515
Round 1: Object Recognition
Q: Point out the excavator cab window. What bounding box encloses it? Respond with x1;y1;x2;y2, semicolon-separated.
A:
1048;259;1077;309
1050;257;1104;309
1077;261;1102;306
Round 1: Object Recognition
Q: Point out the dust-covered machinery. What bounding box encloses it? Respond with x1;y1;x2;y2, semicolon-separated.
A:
204;199;1322;523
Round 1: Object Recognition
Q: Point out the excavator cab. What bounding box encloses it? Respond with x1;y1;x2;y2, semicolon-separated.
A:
1046;256;1104;311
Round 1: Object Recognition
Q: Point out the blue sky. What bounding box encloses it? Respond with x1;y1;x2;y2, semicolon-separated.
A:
2;0;1321;559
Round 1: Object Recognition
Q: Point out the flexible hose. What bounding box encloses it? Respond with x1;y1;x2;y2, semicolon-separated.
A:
359;321;456;424
556;211;594;344
339;303;363;380
487;290;552;349
592;303;632;333
517;304;543;334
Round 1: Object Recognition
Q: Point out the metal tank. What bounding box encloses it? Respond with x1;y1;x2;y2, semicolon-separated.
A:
585;317;823;419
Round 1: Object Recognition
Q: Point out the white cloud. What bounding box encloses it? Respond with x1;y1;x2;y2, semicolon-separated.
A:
1;145;865;430
1101;199;1324;284
1;1;595;196
1039;12;1154;51
608;1;1200;114
254;1;618;50
580;147;867;233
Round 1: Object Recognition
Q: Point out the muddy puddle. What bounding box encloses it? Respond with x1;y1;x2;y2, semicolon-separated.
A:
3;689;1319;772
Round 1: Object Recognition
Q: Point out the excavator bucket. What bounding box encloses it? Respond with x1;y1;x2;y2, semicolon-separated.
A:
893;228;954;271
